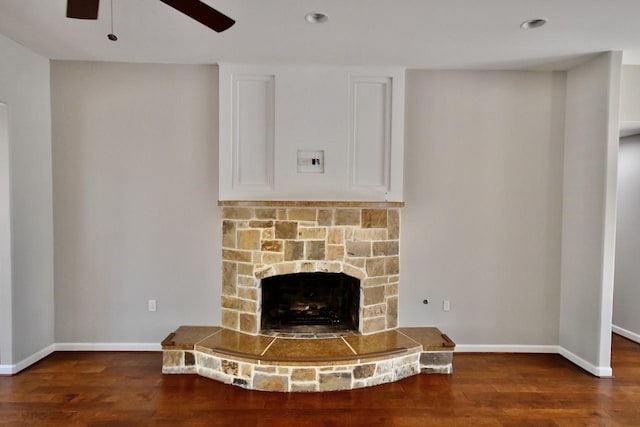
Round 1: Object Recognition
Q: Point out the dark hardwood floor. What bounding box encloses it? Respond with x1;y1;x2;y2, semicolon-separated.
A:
1;334;639;426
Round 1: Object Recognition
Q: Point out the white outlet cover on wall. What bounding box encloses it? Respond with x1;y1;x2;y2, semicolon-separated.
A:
297;150;324;174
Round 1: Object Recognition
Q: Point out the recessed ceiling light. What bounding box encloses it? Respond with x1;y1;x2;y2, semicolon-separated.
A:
520;18;548;29
305;12;329;24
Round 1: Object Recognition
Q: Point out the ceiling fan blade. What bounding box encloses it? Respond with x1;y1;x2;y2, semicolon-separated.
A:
66;0;100;19
160;0;235;33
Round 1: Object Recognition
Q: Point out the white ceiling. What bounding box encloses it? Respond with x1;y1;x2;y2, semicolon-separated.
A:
1;0;640;70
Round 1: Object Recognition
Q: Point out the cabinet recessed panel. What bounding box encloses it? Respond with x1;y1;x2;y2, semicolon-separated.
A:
349;77;391;190
233;75;275;189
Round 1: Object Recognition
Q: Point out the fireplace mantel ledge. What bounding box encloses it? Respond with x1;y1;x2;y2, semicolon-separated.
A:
218;200;405;208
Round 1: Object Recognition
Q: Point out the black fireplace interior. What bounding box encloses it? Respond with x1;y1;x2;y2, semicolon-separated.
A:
260;272;360;333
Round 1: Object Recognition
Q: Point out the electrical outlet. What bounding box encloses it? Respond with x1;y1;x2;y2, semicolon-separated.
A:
443;299;451;312
148;299;157;312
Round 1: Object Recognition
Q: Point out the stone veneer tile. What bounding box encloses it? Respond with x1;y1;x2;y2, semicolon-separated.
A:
284;241;304;261
239;313;258;334
372;241;399;256
327;228;344;244
327;245;344;261
334;209;360;226
298;227;327;240
255;208;277;219
275;221;298;239
238;229;261;250
353;364;376;379
362;209;388;229
261;240;283;252
237;287;257;301
221;310;239;330
317;209;333;226
249;220;274;228
222;207;253;219
386;297;398;329
362;317;386;334
163;351;182;367
253;373;289;392
237;262;253;276
305;241;326;260
346;241;372;257
262;252;284;264
364;286;386;306
319;372;352;391
287;209;317;221
222;296;256;313
222;249;252;263
384;256;400;275
291;383;318;392
388;210;400;239
291;368;317;382
365;258;385;277
222;262;237;295
222;221;236;248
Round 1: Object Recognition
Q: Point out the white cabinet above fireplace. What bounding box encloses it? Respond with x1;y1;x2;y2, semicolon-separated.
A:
218;64;405;201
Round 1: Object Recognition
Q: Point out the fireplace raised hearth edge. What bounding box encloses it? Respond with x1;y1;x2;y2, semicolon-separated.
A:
162;326;455;392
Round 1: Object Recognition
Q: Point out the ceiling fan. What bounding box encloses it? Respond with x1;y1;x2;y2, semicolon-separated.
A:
66;0;235;33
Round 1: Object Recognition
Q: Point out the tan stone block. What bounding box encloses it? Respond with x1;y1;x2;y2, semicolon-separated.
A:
319;372;352;391
275;221;298;239
262;228;274;240
222;207;253;220
239;313;258;334
277;209;287;220
222;249;252;262
387;297;398;328
222;220;236;248
249;220;274;228
327;245;345;261
363;277;388;287
222;261;237;295
362;317;386;334
261;240;283;252
386;283;399;296
334;209;360;226
220;359;239;376
237;275;255;286
240;363;252;379
344;228;355;240
284;241;304;261
255;208;277;219
354;229;387;241
254;366;277;373
353;364;376;379
384;256;400;275
366;258;385;277
275;263;296;275
364;286;386;305
221;296;256;313
327;228;344;244
362;209;388;229
197;353;219;371
253;252;262;263
388;209;400;239
290;368;316;382
221;309;239;329
317;209;333;226
237;286;257;301
305;241;326;260
291;383;318;392
343;264;365;280
253;374;289;392
372;241;399;256
346;241;371;257
347;258;365;268
298;227;327;240
237;262;254;276
318;261;342;273
300;262;316;272
363;304;386;318
163;350;182;367
238;229;261;250
287;208;317;221
255;266;274;279
263;252;284;264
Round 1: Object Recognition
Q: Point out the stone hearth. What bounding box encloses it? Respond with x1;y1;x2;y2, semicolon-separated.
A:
162;326;455;392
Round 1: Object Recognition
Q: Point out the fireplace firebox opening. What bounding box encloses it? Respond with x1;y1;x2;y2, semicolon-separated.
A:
260;272;360;334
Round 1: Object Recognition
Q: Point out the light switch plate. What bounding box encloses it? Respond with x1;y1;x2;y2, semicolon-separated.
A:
297;150;324;173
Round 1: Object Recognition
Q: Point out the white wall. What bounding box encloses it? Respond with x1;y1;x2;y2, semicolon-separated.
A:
620;65;640;122
401;70;565;347
0;103;10;366
559;52;621;376
0;34;54;366
51;61;220;344
613;135;640;340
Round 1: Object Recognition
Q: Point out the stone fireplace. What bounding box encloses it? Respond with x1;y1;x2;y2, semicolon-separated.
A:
220;201;402;335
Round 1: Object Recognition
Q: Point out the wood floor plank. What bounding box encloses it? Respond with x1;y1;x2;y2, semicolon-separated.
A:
0;334;639;426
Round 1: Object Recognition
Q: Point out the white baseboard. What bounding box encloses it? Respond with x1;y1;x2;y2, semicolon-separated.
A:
454;344;560;353
0;344;56;375
55;342;162;351
558;346;612;377
612;324;640;344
